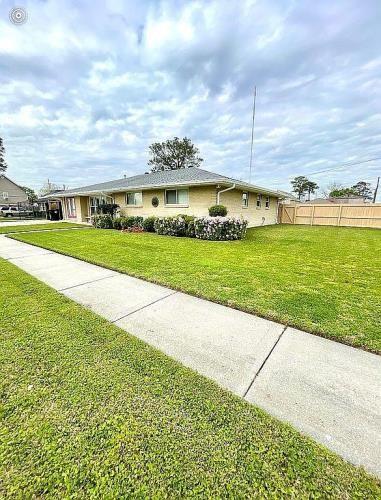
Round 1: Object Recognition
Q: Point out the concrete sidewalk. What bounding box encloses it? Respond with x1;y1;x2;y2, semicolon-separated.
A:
1;234;380;477
0;219;56;227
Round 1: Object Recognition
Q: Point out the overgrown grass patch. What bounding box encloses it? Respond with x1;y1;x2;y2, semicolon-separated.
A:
11;224;381;353
0;257;379;497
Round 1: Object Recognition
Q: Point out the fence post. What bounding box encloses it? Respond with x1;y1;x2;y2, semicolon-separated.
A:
337;205;343;227
293;206;297;224
310;205;315;225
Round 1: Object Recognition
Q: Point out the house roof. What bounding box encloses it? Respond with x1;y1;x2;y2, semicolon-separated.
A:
276;189;298;200
44;167;283;198
0;174;27;192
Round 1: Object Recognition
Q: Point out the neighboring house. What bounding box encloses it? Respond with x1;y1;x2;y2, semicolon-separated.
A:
305;196;366;205
0;174;28;205
46;167;284;227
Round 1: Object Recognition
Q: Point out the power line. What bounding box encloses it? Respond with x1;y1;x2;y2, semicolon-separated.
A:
306;156;381;176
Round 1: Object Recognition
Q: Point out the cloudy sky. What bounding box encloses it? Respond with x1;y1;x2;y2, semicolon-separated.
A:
0;0;380;198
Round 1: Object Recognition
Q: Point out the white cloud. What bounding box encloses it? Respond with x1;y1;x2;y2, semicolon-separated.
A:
0;0;379;199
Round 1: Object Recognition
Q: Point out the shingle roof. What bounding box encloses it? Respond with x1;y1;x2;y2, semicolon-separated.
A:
48;167;282;198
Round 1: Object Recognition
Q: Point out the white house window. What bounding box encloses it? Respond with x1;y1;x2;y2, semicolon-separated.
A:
2;192;8;200
66;197;76;218
126;191;142;206
165;188;189;205
265;196;270;209
89;196;105;216
256;194;262;208
242;191;249;208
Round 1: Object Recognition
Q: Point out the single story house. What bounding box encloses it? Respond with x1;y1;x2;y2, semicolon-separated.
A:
0;174;28;205
45;168;284;227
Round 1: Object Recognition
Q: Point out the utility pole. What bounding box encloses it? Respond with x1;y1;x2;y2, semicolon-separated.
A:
249;86;256;184
373;176;380;203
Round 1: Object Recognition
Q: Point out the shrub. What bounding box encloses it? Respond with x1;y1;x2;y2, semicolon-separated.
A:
92;214;114;229
99;203;119;216
120;216;143;230
208;205;227;217
113;217;123;230
154;216;187;236
177;214;196;237
143;216;157;232
194;216;248;241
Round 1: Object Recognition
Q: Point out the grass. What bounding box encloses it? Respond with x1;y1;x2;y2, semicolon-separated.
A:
11;224;381;353
0;222;87;234
0;257;380;497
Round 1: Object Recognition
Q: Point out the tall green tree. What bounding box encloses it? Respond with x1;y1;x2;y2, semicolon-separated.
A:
0;137;7;173
22;186;38;203
291;176;309;200
305;180;319;201
351;181;373;200
148;137;203;172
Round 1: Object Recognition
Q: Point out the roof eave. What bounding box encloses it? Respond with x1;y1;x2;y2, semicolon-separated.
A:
55;179;282;198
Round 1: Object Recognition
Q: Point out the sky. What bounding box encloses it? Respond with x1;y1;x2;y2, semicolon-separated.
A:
0;0;380;198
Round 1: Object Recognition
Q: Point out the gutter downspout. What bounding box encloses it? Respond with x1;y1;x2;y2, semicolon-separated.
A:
217;183;236;204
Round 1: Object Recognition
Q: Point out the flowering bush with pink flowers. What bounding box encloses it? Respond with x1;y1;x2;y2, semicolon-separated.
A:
194;216;248;241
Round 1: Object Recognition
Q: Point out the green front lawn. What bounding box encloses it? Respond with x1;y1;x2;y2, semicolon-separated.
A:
11;224;381;353
0;257;379;497
0;222;87;234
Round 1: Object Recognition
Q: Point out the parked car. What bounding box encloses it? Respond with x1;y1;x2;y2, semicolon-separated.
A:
0;206;33;217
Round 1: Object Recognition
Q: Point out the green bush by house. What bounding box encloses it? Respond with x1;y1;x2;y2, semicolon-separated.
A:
142;216;157;232
195;217;248;240
209;204;228;217
92;213;247;241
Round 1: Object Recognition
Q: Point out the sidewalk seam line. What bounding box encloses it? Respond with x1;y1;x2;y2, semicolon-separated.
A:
59;273;117;291
7;251;54;261
242;325;288;398
112;291;178;323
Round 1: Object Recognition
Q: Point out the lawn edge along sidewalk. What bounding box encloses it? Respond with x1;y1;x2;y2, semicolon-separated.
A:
1;234;381;478
8;226;381;355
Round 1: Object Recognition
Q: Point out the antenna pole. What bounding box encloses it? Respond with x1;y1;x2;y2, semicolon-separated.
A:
373;176;380;203
249;86;256;183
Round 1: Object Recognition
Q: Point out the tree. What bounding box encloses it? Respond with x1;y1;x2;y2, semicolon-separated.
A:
329;187;356;198
148;137;203;172
0;137;7;173
290;176;309;201
351;181;373;200
39;181;62;196
22;186;38;203
305;180;319;201
329;181;373;200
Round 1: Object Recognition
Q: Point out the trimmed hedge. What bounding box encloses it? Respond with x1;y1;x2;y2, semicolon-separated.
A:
154;215;196;237
143;216;157;232
154;215;247;240
120;216;143;230
93;215;143;230
92;214;114;229
93;213;247;241
209;204;228;217
194;216;247;240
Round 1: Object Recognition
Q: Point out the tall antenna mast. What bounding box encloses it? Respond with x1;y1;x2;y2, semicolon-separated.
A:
249;86;257;183
373;176;380;203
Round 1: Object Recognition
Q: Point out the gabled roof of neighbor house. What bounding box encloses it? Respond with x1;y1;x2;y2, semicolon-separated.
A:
0;174;27;192
45;167;283;198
